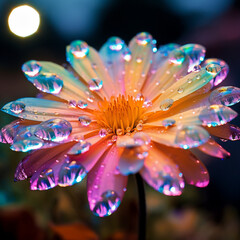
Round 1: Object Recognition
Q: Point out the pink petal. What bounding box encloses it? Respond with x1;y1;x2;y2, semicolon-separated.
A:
87;145;127;217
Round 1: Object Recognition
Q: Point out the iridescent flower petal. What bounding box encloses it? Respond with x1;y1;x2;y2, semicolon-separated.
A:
203;58;229;87
87;145;127;217
1;98;88;121
141;146;184;196
198;138;230;159
199;105;237;127
175;125;209;149
209;86;240;106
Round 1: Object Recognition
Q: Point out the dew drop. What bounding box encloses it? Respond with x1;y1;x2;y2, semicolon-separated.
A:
169;49;185;65
206;63;221;74
122;50;132;62
69;40;89;58
162;119;176;127
68;141;91;155
69;100;77;107
108;37;124;51
135;32;152;46
209;86;240;107
77;100;88;109
88;78;103;91
99;128;108;138
193;65;202;72
34;118;72;142
177;87;184;94
136;123;143;131
116;129;123;136
22;60;41;77
136;57;142;63
78;116;91;126
9;102;25;114
159;99;174;111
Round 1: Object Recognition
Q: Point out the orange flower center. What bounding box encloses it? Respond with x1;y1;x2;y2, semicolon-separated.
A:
96;95;145;135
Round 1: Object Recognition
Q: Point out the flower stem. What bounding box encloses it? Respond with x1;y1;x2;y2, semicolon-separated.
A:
135;173;146;240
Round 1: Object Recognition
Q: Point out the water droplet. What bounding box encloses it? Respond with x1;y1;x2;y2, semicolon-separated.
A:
135;32;152;46
199;105;237;127
116;129;123;136
193;65;202;72
10;136;44;152
229;125;240;141
133;132;151;146
159;99;174;111
122;49;132;62
68;141;91;155
93;190;121;217
22;60;41;77
34;118;72;142
206;63;221;74
136;57;142;63
209;86;240;106
177;87;184;94
77;100;88;109
69;40;89;58
69;100;77;107
9;102;25;114
99;128;108;138
58;160;87;186
136;123;143;131
108;37;124;51
162;119;176;127
31;169;56;191
158;43;180;57
33;74;63;94
78;116;91;126
204;58;229;86
169;49;185;65
175;126;209;149
88;78;103;91
112;135;117;142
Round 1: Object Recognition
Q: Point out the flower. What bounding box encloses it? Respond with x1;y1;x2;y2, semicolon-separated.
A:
1;32;240;217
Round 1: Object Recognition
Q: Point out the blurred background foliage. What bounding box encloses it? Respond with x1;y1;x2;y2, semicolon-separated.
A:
0;0;240;239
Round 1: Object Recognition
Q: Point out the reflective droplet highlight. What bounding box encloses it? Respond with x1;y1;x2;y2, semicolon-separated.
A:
209;86;240;106
68;141;91;155
78;115;91;126
135;32;152;46
34;118;72;142
175;126;209;149
9;102;25;114
93;190;121;217
159;99;174;111
69;40;89;58
88;78;103;91
108;37;124;51
206;63;221;75
199;105;237;127
22;60;41;77
99;128;108;138
33;74;63;94
77;100;88;109
162;119;176;127
58;160;87;187
169;49;185;65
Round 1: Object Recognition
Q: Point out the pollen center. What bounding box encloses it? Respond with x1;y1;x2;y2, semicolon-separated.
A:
96;95;145;135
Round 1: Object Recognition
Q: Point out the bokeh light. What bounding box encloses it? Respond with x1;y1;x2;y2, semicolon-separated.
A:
8;5;40;37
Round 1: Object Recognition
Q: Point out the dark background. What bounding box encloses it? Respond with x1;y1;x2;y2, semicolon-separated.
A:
0;0;240;239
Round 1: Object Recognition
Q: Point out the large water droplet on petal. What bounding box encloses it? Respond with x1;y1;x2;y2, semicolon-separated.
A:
169;49;185;65
78;115;91;126
204;58;229;86
162;119;176;127
181;44;205;72
93;190;121;217
10;136;44;152
88;78;103;91
31;169;56;190
158;43;180;57
206;63;221;75
68;141;91;155
199;105;237;127
209;86;240;106
175;126;209;149
229;125;240;141
108;37;124;51
22;60;41;77
33;74;63;94
135;32;152;46
9;102;25;114
69;40;89;58
58;160;87;187
34;118;72;142
159;99;174;111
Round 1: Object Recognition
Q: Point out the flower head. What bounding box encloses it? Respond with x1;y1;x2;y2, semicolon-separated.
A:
1;32;240;217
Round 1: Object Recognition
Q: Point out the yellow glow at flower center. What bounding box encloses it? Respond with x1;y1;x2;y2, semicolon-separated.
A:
96;95;145;135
